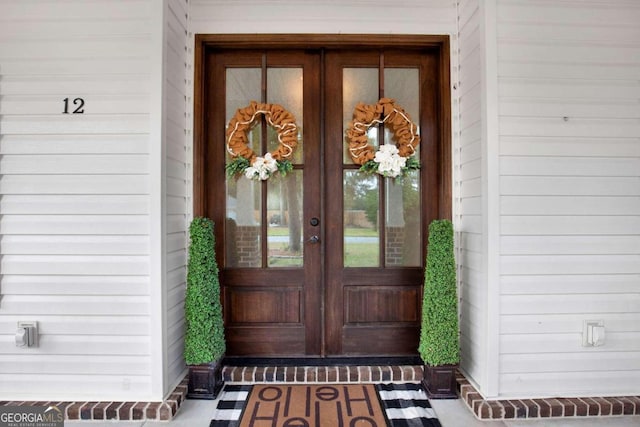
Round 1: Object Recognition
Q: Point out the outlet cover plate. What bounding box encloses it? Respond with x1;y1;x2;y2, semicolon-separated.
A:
582;320;604;347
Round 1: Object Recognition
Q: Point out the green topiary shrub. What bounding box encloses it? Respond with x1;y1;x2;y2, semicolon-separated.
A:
418;219;460;366
184;217;226;365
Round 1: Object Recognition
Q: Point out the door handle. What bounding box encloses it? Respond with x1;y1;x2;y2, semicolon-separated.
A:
308;235;320;244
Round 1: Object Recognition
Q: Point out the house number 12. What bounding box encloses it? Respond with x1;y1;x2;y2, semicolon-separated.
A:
62;97;85;114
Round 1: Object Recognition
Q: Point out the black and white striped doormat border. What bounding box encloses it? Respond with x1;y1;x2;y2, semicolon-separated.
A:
210;383;441;427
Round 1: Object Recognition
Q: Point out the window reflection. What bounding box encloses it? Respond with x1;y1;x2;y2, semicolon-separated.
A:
344;171;379;267
343;68;379;164
268;68;304;163
385;171;421;267
226;176;262;268
268;171;303;267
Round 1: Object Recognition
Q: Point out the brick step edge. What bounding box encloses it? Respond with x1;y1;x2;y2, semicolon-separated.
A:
457;372;640;420
0;377;188;422
222;365;424;383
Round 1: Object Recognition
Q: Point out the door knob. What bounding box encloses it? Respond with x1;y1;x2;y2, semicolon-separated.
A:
308;235;320;244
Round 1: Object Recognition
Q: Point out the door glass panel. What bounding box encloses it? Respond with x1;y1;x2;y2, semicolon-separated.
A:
226;177;262;267
226;67;262;131
225;67;305;269
343;68;379;164
384;68;419;118
225;68;262;164
384;68;420;158
384;68;421;266
225;68;263;268
268;170;303;267
385;171;421;266
267;68;304;163
344;171;379;267
226;68;262;115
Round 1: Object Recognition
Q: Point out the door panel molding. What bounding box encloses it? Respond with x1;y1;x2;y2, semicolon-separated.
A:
195;34;450;50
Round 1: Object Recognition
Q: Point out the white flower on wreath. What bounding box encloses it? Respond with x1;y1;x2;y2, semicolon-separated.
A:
373;144;407;178
244;153;279;180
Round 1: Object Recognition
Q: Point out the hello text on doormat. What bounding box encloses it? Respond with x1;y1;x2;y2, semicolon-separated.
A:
240;384;388;427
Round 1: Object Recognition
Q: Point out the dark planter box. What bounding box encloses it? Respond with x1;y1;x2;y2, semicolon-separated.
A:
422;364;458;399
187;359;224;400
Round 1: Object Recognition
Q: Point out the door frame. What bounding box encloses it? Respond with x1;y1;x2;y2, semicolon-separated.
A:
192;34;453;357
193;34;452;220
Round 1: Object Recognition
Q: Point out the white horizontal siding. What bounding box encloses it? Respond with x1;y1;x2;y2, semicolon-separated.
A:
501;196;640;216
501;235;640;255
496;0;640;398
501;176;640;196
1;255;149;276
0;1;153;20
500;136;640;158
1;115;149;135
0;195;148;216
0;215;149;235
1;95;150;115
456;0;488;396
0;354;150;375
502;274;640;295
501;118;639;140
500;256;640;275
0;155;149;174
0;0;155;401
0;275;150;296
0;295;150;316
500;100;640;120
0;176;149;195
499;371;640;399
0;314;148;335
0;134;149;155
190;0;455;34
501;294;640;316
501;313;640;335
501;352;640;396
165;0;189;395
0;373;152;402
501;215;640;236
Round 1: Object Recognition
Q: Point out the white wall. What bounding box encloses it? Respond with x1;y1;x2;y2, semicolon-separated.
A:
456;0;504;399
496;0;640;398
0;0;162;401
189;0;455;35
164;0;189;395
456;0;488;397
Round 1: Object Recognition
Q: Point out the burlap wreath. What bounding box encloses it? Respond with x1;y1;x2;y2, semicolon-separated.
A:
345;98;420;165
226;101;298;163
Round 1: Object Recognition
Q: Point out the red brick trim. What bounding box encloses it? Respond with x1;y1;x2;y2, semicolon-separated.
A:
0;377;188;422
456;371;640;420
221;365;424;383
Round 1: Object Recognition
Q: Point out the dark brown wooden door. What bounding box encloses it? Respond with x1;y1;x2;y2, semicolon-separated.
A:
200;41;449;358
206;50;323;356
324;50;441;355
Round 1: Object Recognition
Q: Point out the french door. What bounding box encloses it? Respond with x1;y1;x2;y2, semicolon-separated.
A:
196;36;450;358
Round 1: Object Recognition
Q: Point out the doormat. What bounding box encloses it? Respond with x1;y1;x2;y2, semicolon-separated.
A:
211;383;441;427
